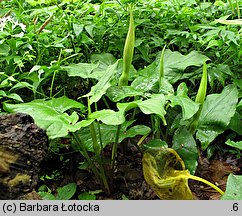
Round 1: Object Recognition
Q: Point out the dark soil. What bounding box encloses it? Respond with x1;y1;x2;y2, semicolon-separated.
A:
190;152;241;200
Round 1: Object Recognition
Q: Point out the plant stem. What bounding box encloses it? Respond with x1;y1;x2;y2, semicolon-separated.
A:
94;102;103;152
89;123;101;155
16;0;24;13
87;99;100;155
87;98;110;194
136;134;150;153
228;0;234;14
89;122;110;194
111;124;122;171
97;123;103;152
236;0;240;18
188;175;225;195
102;96;110;109
71;132;101;181
137;134;149;146
50;70;57;98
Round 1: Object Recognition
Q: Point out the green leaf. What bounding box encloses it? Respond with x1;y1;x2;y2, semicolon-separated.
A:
172;127;198;174
131;50;209;92
0;44;10;56
131;62;158;92
89;109;125;125
119;124;151;142
30;65;42;73
121;194;129;200
4;96;86;139
62;63;100;79
26;3;60;12
143;139;168;150
118;94;167;124
81;33;93;44
106;86;143;102
91;53;117;67
10;82;34;91
229;111;242;135
78;119;95;127
208;64;233;87
56;183;77;200
73;23;84;37
85;25;94;38
78;190;102;200
234;79;242;98
196;85;238;150
6;93;24;102
159;78;174;95
76;121;150;152
206;39;220;49
90;94;167;125
0;90;7;97
225;139;242;150
221;174;242;200
78;192;96;200
238;100;242;109
169;83;199;120
38;192;56;200
138;94;166;119
84;61;118;104
0;91;23;102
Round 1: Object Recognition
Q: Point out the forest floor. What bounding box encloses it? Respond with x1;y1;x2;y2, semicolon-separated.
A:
40;138;242;200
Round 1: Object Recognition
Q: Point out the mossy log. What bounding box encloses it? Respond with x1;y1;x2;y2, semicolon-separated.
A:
0;113;48;199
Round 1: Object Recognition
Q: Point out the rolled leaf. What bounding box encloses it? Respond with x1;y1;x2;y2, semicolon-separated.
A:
188;62;207;135
118;5;135;86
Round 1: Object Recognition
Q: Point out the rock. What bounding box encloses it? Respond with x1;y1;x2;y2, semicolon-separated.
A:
0;113;48;199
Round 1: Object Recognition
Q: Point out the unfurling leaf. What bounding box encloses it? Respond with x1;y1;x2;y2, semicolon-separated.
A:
118;5;135;86
188;62;207;135
142;148;224;199
158;45;166;90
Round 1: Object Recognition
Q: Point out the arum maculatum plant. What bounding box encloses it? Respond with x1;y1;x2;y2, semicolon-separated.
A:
112;3;135;171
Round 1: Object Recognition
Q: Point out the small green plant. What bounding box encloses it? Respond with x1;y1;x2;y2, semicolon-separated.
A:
38;183;77;200
78;190;103;200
